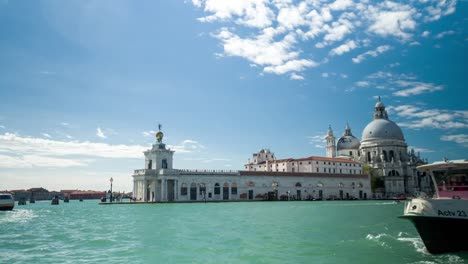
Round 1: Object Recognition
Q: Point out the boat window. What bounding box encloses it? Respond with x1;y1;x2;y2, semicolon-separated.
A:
0;195;12;199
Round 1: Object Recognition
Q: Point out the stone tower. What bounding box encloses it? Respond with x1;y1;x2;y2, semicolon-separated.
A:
325;125;336;158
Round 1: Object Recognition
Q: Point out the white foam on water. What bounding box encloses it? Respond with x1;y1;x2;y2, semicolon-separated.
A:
0;209;37;224
366;233;393;249
397;237;428;255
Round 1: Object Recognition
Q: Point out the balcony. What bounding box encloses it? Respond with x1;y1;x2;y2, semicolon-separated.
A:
133;169;157;176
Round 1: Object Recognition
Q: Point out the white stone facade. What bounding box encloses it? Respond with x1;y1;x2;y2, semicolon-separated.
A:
132;134;371;202
325;98;429;197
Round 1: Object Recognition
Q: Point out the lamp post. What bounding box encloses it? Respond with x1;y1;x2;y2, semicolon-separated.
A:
110;177;113;203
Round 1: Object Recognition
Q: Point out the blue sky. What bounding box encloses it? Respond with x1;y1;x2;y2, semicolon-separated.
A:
0;0;466;192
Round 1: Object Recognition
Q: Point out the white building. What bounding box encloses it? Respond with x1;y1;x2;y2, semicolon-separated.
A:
132;128;371;202
325;98;429;196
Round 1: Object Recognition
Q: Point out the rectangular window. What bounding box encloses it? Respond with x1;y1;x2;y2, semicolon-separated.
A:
316;168;319;172
231;187;237;195
162;159;168;169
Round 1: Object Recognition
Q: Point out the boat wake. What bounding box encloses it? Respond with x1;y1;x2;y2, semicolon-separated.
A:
366;232;466;263
0;209;37;224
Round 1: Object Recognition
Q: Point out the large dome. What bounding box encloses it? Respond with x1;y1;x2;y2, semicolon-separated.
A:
337;135;360;150
362;119;404;141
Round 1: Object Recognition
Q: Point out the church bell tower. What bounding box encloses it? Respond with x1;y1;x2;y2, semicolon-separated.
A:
325;125;336;158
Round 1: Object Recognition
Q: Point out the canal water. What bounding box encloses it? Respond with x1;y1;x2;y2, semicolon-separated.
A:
0;200;466;263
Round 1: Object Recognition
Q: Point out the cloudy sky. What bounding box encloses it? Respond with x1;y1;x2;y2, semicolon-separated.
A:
0;0;466;192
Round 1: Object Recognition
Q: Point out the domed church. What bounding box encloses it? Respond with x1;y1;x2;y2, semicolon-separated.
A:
326;97;428;197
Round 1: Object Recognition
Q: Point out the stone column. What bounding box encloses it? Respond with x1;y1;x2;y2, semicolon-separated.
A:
161;179;165;202
143;180;147;202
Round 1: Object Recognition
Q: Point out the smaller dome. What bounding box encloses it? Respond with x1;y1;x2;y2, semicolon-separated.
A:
337;136;360;150
375;101;384;108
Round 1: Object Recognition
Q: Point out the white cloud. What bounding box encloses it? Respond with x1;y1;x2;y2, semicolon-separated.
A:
307;134;327;146
329;40;357;56
328;0;353;11
197;0;274;28
393;80;444;97
388;105;468;130
352;45;391;63
355;81;369;87
263;59;318;74
96;127;107;139
0;125;5;129
424;0;457;22
322;72;329;78
388;62;400;68
142;130;157;137
192;0;202;8
41;133;52;138
441;134;468;147
192;0;459;77
408;146;434;153
169;140;205;153
421;30;430;37
0;133;207;169
290;73;304;80
367;4;417;40
435;30;455;39
60;122;70;127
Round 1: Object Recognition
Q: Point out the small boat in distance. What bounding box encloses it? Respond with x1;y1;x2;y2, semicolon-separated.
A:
51;196;59;205
0;193;15;211
400;159;468;254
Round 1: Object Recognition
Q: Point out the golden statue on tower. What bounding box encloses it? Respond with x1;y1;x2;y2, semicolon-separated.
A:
155;124;164;143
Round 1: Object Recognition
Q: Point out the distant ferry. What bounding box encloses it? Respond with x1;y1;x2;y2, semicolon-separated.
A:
0;193;15;211
400;159;468;254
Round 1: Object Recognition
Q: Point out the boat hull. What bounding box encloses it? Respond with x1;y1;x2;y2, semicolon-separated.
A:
401;215;468;254
0;204;14;211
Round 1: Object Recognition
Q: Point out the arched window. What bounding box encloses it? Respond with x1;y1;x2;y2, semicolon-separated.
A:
338;182;344;188
214;183;220;195
358;182;363;188
317;182;324;187
231;182;237;195
382;150;388;162
199;183;206;195
389;150;395;161
247;181;255;187
181;183;187;195
295;182;302;187
388;170;400;176
367;152;371;162
148;160;152;170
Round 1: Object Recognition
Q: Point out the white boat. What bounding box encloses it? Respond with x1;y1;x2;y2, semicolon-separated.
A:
0;193;15;211
400;159;468;254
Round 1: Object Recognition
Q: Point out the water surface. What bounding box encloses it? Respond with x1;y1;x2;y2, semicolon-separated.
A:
1;200;466;263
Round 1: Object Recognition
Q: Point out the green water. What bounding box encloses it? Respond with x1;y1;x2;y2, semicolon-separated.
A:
0;200;466;264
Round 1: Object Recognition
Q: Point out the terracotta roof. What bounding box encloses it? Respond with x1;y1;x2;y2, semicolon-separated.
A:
245;156;360;166
70;191;106;195
239;171;368;179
